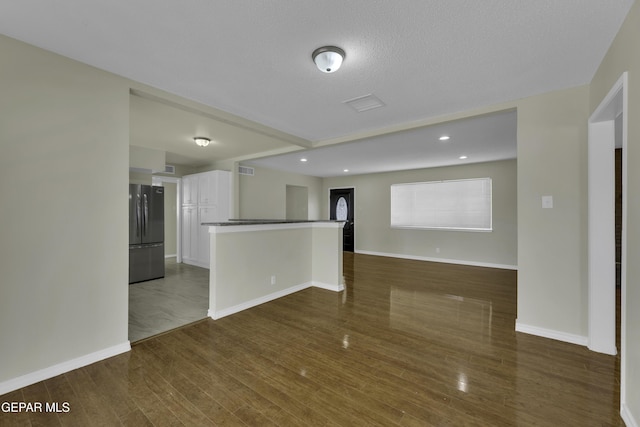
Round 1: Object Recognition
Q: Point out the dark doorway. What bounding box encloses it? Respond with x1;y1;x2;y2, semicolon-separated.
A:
329;188;355;252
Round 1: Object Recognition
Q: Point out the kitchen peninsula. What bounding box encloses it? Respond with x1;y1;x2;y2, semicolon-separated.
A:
204;220;345;320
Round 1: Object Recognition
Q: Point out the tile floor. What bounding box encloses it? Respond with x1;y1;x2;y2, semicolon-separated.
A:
128;258;209;342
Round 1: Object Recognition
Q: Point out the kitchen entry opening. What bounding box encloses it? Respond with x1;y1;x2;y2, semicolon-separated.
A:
329;187;355;252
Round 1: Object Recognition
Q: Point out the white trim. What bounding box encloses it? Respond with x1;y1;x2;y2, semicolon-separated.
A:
587;72;628;418
356;249;517;271
182;258;209;269
208;222;342;234
311;222;346;229
209;280;344;320
0;342;130;396
312;281;345;292
622;404;638;427
152;175;182;263
390;226;492;232
515;321;588;347
587;119;617;355
210;282;312;320
164;254;177;259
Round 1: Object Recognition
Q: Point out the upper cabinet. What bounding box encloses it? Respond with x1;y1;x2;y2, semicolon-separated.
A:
198;173;214;205
182;174;199;206
182;170;230;208
198;171;229;205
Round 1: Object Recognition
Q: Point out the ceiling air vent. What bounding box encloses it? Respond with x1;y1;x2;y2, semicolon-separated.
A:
343;94;385;113
164;164;175;174
238;165;255;176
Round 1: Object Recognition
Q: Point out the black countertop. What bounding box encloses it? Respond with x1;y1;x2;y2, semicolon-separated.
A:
202;219;345;226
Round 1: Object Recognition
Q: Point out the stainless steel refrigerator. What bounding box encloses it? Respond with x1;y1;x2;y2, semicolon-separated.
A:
129;184;165;283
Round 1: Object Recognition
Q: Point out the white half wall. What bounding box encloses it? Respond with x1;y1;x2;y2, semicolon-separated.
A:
208;222;344;319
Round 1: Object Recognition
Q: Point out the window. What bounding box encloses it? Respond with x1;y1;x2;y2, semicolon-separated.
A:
390;178;492;231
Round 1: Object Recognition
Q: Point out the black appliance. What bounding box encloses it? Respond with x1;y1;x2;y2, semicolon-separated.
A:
129;184;164;283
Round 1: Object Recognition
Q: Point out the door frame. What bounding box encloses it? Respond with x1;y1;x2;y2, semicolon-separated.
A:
152;175;182;262
328;186;356;251
587;71;627;408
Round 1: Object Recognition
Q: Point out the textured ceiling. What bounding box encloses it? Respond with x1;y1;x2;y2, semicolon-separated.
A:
0;1;634;172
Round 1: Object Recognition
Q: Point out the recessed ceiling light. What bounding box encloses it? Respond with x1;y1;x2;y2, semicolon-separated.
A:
439;135;450;141
343;169;349;173
459;155;468;160
300;158;308;162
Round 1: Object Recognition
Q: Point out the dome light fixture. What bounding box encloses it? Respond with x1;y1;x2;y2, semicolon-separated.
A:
194;137;211;147
312;46;345;73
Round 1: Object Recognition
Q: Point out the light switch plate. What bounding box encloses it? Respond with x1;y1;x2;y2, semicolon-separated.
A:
542;195;553;209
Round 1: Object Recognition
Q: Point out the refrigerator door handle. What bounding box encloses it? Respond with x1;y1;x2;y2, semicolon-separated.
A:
143;193;149;237
136;194;142;237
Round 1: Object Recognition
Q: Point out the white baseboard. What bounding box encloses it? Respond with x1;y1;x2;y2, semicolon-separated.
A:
356;250;517;270
587;341;618;356
182;258;209;269
209;282;312;320
0;341;131;396
164;254;177;259
622;403;639;427
312;281;344;292
515;321;588;347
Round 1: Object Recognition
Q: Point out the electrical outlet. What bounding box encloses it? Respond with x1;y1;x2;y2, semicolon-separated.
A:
436;247;440;254
271;275;276;285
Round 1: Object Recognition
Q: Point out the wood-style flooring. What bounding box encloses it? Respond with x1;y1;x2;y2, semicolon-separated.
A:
1;253;623;426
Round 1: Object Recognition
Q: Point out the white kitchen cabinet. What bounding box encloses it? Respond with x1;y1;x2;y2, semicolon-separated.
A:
198;173;215;205
197;206;218;266
182;175;199;205
181;170;231;268
181;206;198;263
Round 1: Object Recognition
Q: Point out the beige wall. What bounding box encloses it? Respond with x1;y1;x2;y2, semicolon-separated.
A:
516;85;590;337
129;171;153;185
0;35;130;383
163;182;178;256
590;1;640;422
322;159;518;268
238;165;322;220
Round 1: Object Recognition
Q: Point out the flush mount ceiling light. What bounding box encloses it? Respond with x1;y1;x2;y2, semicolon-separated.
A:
439;135;451;141
194;137;211;147
312;46;345;73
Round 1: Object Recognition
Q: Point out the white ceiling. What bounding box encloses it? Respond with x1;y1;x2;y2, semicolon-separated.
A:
248;109;517;177
0;1;634;174
129;93;296;168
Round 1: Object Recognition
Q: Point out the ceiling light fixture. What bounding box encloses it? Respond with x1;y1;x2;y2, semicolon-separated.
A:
194;137;211;147
459;155;468;160
312;46;345;73
439;135;450;141
300;158;308;162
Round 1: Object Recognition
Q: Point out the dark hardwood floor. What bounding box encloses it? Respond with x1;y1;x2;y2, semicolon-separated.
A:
0;253;623;426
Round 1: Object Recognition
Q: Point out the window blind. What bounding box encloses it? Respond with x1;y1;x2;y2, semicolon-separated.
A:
390;178;492;231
